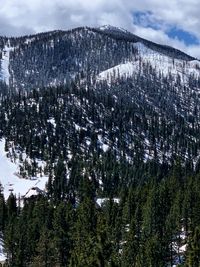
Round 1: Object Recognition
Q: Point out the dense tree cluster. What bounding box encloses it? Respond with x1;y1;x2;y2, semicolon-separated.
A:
1;162;200;266
0;26;200;266
0;26;196;90
0;76;200;182
0;81;199;266
8;27;137;90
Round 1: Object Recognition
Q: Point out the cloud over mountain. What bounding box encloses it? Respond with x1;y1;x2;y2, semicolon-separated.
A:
0;0;199;58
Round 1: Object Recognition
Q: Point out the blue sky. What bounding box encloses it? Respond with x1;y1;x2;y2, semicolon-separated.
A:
0;0;199;58
133;10;199;46
167;28;199;46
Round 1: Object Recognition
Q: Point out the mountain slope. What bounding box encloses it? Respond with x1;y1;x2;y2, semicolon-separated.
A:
0;138;48;200
0;26;200;197
98;41;200;82
0;26;199;90
0;26;200;267
96;25;195;61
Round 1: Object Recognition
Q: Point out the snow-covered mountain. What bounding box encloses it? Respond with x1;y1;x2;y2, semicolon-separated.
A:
0;25;199;90
0;26;200;200
98;42;200;83
97;25;200;83
2;26;200;267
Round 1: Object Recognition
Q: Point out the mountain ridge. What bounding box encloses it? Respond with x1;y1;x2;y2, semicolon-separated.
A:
0;25;200;267
0;25;197;60
94;25;196;61
0;25;200;173
0;25;199;90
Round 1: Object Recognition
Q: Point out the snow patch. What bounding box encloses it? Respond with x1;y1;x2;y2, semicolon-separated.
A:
0;237;6;263
97;42;200;84
24;37;36;44
24;187;45;198
96;198;120;207
47;118;56;128
0;139;48;200
99;25;128;33
98;62;138;82
102;144;109;152
0;43;14;85
97;134;110;152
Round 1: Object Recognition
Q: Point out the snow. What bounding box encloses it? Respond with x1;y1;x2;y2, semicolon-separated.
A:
179;244;187;253
0;138;48;200
97;134;110;152
102;144;109;152
47;118;56;128
86;139;91;146
99;25;128;33
134;42;200;80
0;238;6;263
180;231;187;240
24;37;36;44
24;187;45;198
98;62;138;82
74;123;81;131
67;150;73;160
0;43;13;85
96;198;120;207
169;225;188;266
97;42;200;84
74;123;87;132
1;47;10;85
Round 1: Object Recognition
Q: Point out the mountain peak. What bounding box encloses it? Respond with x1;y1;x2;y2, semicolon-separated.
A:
0;25;198;90
97;25;128;33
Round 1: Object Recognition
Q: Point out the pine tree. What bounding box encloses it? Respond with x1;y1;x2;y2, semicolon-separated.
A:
70;197;98;267
6;193;17;221
122;218;138;267
0;183;6;231
53;202;74;266
186;226;200;267
52;158;67;202
31;227;55;267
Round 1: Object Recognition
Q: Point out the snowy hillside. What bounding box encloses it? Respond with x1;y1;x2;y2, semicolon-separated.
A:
0;25;199;90
0;26;200;266
0;44;13;85
98;42;200;83
0;139;48;200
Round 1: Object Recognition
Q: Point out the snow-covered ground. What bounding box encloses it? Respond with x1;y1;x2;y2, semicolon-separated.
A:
0;139;48;200
96;198;120;207
98;61;140;83
134;42;200;77
98;25;128;34
98;42;200;83
47;117;56;128
0;237;6;263
0;43;13;85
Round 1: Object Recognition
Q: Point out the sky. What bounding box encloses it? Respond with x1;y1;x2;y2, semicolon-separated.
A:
0;0;200;59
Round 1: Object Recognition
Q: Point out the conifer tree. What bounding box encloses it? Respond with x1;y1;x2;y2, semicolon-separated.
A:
186;226;200;267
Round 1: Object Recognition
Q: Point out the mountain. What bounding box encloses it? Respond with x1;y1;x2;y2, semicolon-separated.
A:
0;26;200;186
0;25;199;91
1;26;200;266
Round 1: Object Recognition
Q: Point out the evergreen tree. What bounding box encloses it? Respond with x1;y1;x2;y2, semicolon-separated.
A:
186;226;200;267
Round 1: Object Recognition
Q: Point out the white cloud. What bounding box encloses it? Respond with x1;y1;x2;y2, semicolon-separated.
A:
133;25;200;58
0;0;199;58
128;0;200;39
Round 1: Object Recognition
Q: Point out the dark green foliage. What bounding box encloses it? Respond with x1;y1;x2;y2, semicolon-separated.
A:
0;184;6;231
0;30;200;266
186;227;200;267
2;163;200;266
